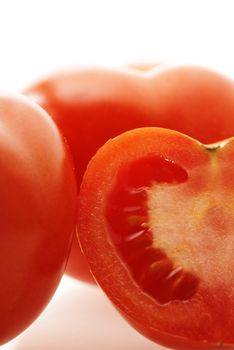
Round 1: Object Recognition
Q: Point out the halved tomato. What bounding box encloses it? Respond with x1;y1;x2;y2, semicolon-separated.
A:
78;127;234;349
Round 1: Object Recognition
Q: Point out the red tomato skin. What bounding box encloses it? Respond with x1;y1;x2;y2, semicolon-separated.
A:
65;235;93;281
0;95;77;345
77;127;234;349
25;65;234;282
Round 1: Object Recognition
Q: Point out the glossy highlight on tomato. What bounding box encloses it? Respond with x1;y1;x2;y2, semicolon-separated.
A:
78;127;234;349
0;95;77;345
25;65;234;283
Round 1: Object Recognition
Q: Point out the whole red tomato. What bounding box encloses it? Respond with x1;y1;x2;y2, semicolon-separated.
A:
25;65;234;283
78;127;234;349
0;95;77;345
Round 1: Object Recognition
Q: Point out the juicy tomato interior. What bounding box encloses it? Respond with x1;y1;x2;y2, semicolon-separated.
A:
106;156;199;304
103;137;234;347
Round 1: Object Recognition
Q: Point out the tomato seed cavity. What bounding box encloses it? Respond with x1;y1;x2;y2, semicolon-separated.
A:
106;155;199;304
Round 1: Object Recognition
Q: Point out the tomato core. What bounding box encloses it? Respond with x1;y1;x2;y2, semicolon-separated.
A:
106;155;199;304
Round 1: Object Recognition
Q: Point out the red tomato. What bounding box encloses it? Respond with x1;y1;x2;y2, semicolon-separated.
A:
0;95;77;345
25;65;234;283
78;127;234;349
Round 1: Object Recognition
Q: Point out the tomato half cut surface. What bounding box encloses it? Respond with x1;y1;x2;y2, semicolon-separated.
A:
78;127;234;349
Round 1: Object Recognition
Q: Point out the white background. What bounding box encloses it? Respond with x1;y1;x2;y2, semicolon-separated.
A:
1;0;234;93
1;0;234;349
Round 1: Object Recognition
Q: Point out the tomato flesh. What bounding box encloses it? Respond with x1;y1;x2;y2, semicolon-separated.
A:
106;156;198;304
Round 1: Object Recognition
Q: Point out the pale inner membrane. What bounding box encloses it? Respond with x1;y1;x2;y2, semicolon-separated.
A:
147;171;234;293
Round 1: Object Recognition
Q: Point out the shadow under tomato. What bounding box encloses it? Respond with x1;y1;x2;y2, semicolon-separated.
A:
15;277;164;350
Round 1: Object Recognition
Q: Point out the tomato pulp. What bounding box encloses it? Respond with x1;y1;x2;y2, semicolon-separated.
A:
25;65;234;282
0;95;77;344
78;127;234;349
